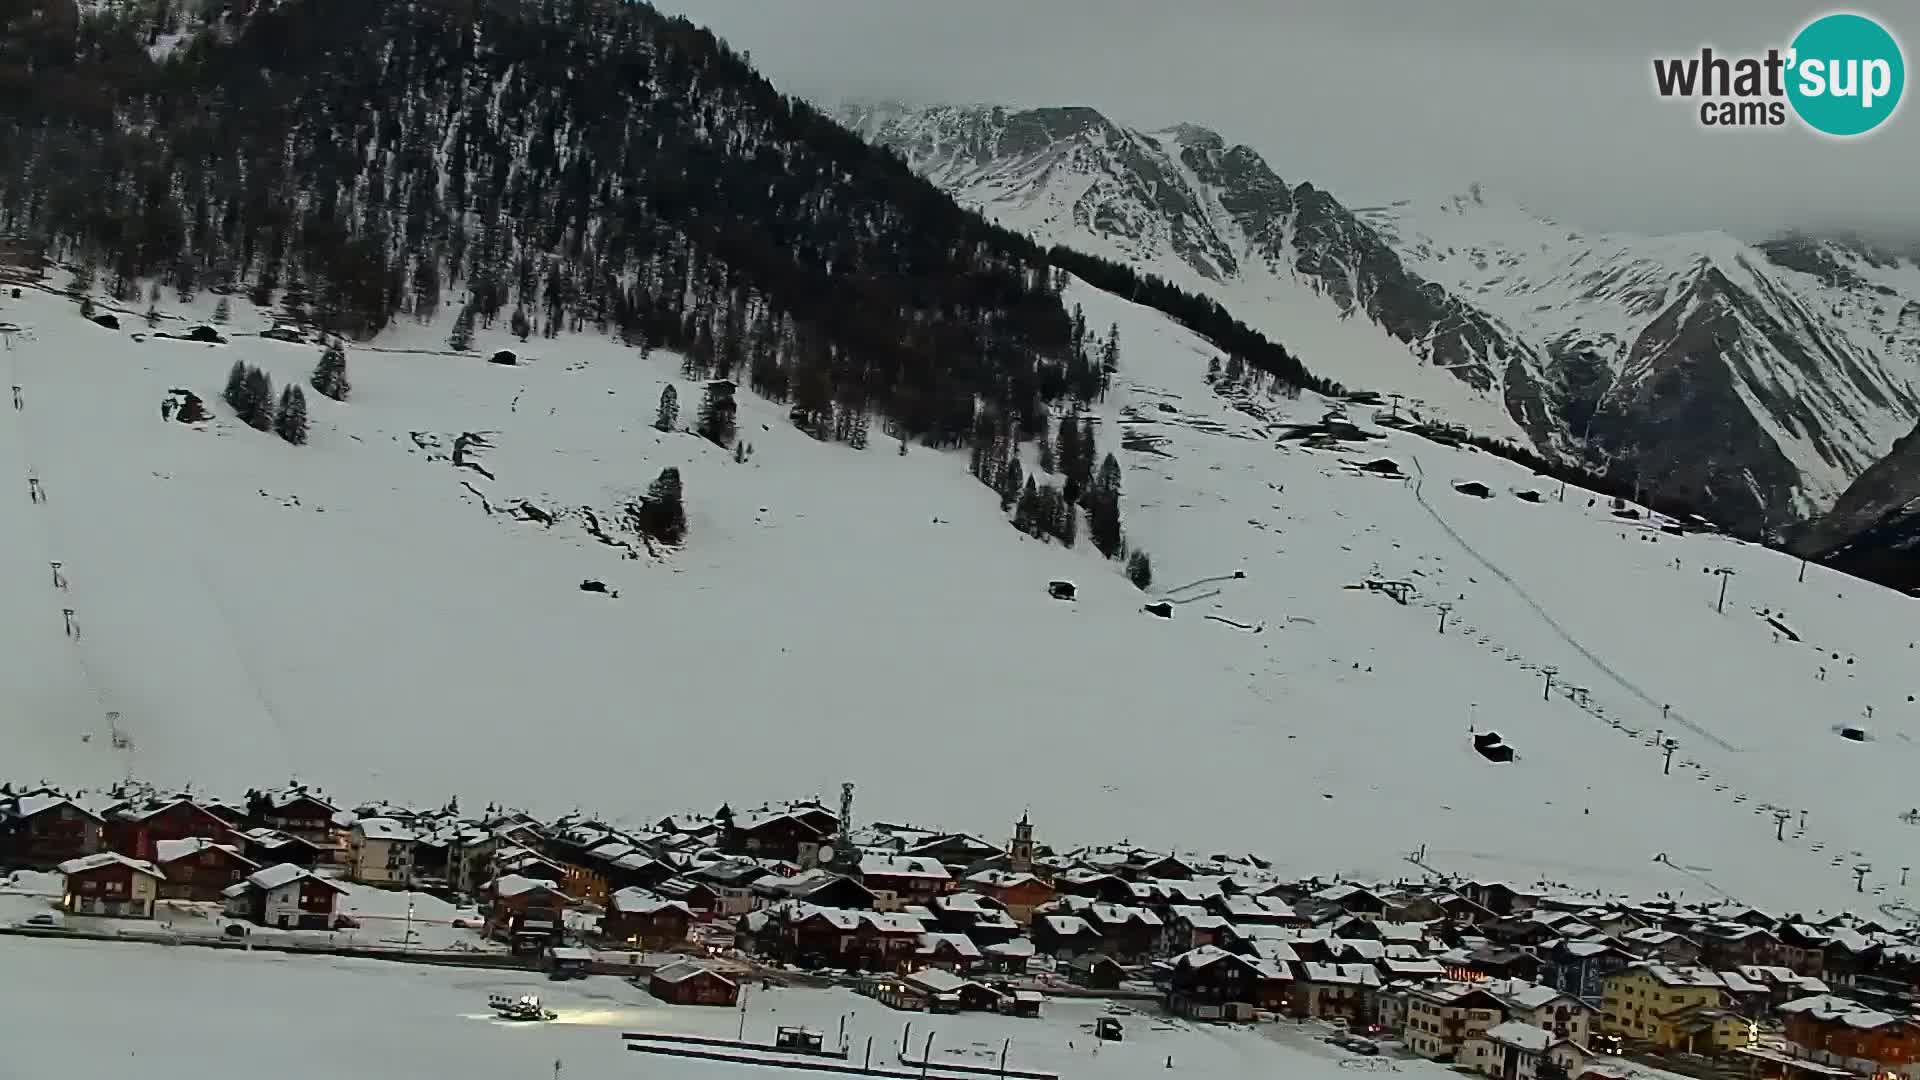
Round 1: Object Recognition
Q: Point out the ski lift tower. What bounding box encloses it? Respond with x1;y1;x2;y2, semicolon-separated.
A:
827;782;857;875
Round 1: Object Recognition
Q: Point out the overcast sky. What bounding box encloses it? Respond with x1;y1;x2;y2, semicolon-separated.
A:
661;0;1917;238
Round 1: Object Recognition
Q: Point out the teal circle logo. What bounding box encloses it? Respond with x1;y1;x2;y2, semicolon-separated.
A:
1787;13;1905;136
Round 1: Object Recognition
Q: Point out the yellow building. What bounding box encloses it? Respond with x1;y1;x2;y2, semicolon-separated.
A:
1602;965;1748;1053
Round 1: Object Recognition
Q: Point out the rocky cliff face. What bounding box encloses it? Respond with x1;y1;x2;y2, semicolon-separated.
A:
845;102;1920;538
1798;421;1920;591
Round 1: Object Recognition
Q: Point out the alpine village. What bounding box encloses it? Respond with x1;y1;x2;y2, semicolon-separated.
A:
5;778;1920;1080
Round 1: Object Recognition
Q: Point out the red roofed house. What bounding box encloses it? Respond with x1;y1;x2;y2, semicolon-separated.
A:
1780;994;1920;1075
154;838;262;902
964;870;1056;925
1;794;104;870
483;874;576;955
223;863;348;929
58;852;166;918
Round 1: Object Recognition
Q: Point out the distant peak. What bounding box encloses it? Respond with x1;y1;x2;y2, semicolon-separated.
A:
1155;122;1227;150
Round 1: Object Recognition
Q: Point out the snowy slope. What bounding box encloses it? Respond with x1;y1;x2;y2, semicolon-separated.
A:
4;278;1920;916
842;103;1920;536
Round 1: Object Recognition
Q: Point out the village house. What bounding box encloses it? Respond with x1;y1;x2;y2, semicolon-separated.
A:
1068;953;1126;990
1539;940;1631;1005
1165;945;1290;1021
58;852;166;918
916;932;983;973
1600;965;1731;1050
239;827;325;869
755;870;876;911
1732;965;1832;1010
858;854;952;911
347;817;418;886
1694;923;1781;969
0;793;104;869
1054;869;1139;905
1617;928;1702;965
964;870;1055;924
1778;924;1832;978
720;807;831;864
1779;994;1920;1077
1484;979;1596;1045
1299;962;1383;1025
927;892;1021;947
1313;883;1390;921
864;968;1003;1014
649;961;739;1007
1407;982;1513;1060
1070;902;1164;962
105;798;247;864
1463;882;1542;917
982;937;1035;975
757;903;924;972
1165;905;1238;954
1461;1020;1589;1080
1211;893;1305;928
247;788;340;847
686;858;771;915
222;863;347;929
482;874;576;955
153;838;261;902
602;887;695;949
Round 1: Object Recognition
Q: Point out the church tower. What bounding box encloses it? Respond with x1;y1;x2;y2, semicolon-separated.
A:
1010;811;1034;875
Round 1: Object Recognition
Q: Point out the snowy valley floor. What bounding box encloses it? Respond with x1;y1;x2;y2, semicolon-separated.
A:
3;277;1920;914
0;934;1427;1080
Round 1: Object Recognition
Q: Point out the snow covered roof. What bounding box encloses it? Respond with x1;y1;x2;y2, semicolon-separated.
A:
610;888;695;917
903;968;977;996
266;788;337;812
13;794;98;821
1042;915;1097;937
653;960;734;987
936;892;1003;913
859;854;950;881
245;863;346;893
966;870;1044;889
1302;962;1381;987
1778;994;1907;1029
1482;1021;1557;1053
918;932;983;959
353;817;418;842
549;947;593;961
1636;964;1722;988
58;852;165;879
489;873;568;900
1382;957;1447;977
986;938;1036;958
154;838;257;868
1718;970;1767;995
1484;978;1580;1011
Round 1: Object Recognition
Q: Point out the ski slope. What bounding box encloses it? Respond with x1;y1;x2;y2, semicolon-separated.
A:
2;279;1918;914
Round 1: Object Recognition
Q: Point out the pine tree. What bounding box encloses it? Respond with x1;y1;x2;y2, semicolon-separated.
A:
310;340;350;401
635;466;686;544
510;308;531;341
274;385;309;445
696;381;736;447
223;359;248;410
1015;477;1040;534
213;297;231;325
1089;452;1124;558
732;440;747;463
1207;356;1222;382
1056;414;1080;484
897;431;909;456
654;384;679;432
1100;323;1120;397
79;296;95;319
1125;549;1152;590
999;457;1023;512
1224;354;1245;384
145;301;159;329
848;409;869;450
1059;498;1078;548
240;367;274;431
448;304;476;351
1037;417;1055;473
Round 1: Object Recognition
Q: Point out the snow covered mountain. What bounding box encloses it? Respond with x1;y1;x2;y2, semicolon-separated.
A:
7;273;1920;916
842;102;1920;537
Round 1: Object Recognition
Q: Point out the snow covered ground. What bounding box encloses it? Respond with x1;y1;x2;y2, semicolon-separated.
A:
0;933;1441;1080
2;276;1918;915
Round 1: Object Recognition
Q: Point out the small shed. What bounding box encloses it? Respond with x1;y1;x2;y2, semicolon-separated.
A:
1143;602;1172;618
1513;489;1543;503
1006;989;1044;1018
490;349;519;365
185;325;226;344
91;313;120;330
1453;480;1492;498
1068;953;1126;990
648;961;738;1006
1358;458;1402;477
1048;581;1076;601
1838;726;1869;743
547;945;592;979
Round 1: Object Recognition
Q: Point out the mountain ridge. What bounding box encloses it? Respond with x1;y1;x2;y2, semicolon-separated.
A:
845;100;1920;538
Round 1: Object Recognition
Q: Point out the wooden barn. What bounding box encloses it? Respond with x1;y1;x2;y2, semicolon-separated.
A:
648;961;739;1006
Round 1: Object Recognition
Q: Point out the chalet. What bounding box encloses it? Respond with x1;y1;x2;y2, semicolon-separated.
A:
105;798;247;863
655;876;722;917
755;870;876;911
0;793;104;869
1314;883;1390;921
858;854;951;911
1695;923;1780;969
482;874;575;954
1822;927;1883;988
1445;945;1540;982
1731;965;1831;1010
248;788;339;846
222;863;347;929
1538;940;1631;1005
864;968;1003;1013
1072;902;1164;962
239;827;324;869
153;838;261;901
916;932;983;972
1778;923;1831;977
963;870;1055;924
1463;882;1541;917
1299;963;1383;1024
1618;927;1702;964
902;833;1003;871
1164;906;1237;954
602;888;695;949
1068;953;1126;990
982;937;1035;974
1212;893;1304;928
1407;983;1513;1060
649;961;739;1006
721;808;830;864
58;852;165;918
686;858;771;915
1484;979;1595;1045
1461;1021;1589;1080
1055;869;1139;905
1166;945;1291;1021
761;903;925;972
347;818;418;886
1779;994;1920;1076
927;892;1021;947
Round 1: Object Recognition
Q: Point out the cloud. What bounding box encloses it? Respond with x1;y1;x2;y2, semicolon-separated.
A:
662;0;1919;238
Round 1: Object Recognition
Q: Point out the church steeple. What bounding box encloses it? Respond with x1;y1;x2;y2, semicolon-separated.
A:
1010;811;1034;874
